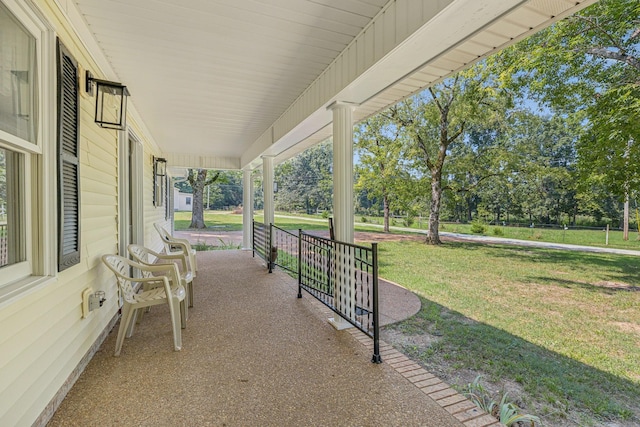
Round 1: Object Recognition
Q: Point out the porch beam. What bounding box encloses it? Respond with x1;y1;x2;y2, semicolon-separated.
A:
242;168;253;250
328;101;356;331
329;101;356;243
262;156;275;227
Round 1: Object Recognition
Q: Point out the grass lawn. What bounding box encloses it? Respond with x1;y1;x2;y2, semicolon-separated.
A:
174;210;383;233
378;240;640;426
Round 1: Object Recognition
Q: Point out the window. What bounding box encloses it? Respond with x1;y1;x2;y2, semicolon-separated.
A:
0;147;25;268
0;0;55;295
186;196;191;206
0;1;37;285
0;1;38;143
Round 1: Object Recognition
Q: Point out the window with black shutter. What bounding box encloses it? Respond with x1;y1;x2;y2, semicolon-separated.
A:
56;40;80;271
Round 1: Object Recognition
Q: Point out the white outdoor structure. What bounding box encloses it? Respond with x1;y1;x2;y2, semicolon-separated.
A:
72;0;597;244
173;189;193;212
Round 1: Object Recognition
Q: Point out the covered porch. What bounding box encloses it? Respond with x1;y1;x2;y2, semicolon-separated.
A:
47;250;491;426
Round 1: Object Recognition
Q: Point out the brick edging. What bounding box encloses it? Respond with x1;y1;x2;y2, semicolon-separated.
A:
346;328;503;427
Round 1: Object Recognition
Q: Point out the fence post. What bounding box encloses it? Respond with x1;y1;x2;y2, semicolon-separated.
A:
371;242;382;364
297;229;303;298
268;223;273;273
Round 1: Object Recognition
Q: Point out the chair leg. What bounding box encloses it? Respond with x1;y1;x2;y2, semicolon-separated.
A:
115;304;134;356
126;308;140;338
190;252;197;278
167;297;182;351
180;298;187;329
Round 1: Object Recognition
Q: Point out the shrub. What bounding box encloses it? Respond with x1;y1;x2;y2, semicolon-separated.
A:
493;227;504;236
470;220;487;234
321;211;329;219
403;215;415;227
361;216;368;223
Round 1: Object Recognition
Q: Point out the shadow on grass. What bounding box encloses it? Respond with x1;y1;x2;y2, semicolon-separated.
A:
383;296;640;425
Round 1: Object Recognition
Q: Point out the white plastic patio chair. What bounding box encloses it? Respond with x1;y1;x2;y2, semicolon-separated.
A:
154;222;198;279
128;243;194;310
102;254;186;356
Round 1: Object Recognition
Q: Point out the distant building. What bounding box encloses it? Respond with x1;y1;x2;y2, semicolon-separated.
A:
174;188;193;211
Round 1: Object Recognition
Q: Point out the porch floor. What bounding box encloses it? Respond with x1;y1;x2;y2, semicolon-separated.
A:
48;250;466;426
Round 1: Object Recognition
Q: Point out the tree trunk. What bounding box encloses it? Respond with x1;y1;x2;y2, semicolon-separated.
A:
623;192;629;241
189;170;208;229
383;194;390;233
426;171;442;245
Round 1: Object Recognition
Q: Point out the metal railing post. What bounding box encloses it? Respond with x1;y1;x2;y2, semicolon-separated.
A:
268;223;273;273
371;243;382;364
297;229;302;298
252;221;255;258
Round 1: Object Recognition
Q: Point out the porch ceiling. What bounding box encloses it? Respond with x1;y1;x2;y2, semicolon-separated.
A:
71;0;597;170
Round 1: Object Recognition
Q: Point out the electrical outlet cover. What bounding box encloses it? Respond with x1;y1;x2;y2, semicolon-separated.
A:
82;287;94;319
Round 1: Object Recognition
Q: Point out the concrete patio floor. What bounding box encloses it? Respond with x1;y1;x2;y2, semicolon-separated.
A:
47;250;495;426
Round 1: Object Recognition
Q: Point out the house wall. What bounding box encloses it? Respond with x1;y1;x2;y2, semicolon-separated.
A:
0;1;169;425
174;189;193;212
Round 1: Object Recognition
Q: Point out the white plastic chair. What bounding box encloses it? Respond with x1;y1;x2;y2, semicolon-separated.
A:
128;243;194;310
102;254;186;356
154;222;198;280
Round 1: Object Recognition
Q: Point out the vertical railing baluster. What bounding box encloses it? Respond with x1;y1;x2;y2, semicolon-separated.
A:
297;229;302;298
371;243;381;363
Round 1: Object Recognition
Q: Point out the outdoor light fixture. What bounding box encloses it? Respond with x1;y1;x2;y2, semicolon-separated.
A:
153;156;167;207
85;70;130;130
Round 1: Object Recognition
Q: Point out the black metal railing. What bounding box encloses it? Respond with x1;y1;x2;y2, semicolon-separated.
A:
298;232;380;363
252;221;269;265
251;222;381;363
271;225;298;277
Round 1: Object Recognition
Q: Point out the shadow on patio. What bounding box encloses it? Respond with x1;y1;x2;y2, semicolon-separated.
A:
47;250;468;426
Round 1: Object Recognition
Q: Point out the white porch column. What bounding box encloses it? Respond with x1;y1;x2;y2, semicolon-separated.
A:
262;155;275;227
329;101;355;243
328;101;356;330
242;168;254;250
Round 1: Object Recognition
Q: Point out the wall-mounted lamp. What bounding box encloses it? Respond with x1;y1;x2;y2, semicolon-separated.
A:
86;70;130;130
153;156;167;207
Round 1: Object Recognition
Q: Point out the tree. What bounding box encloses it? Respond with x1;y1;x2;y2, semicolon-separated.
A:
386;67;505;244
187;169;221;229
355;115;410;232
275;141;333;214
491;0;640;233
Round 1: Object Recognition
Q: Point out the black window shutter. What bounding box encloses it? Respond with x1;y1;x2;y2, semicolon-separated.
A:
56;39;81;271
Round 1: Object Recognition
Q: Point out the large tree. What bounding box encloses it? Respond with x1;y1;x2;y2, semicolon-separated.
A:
386;68;505;244
187;169;221;229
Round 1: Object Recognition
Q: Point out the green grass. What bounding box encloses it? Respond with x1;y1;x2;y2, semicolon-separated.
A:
174;210;383;234
379;240;640;425
437;222;640;251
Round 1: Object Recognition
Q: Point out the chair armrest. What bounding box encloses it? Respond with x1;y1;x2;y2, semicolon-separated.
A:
142;252;188;273
166;240;193;257
168;236;194;250
138;262;181;284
